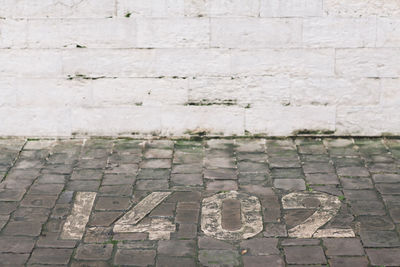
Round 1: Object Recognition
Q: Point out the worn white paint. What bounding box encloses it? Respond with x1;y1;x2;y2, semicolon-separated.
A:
282;191;355;238
61;192;96;240
114;218;176;240
201;191;263;240
114;192;171;226
313;228;355;238
113;192;175;239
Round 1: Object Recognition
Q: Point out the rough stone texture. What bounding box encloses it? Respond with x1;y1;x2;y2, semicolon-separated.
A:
1;1;400;136
0;137;399;265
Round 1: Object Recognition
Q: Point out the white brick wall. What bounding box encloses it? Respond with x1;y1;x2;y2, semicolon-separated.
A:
0;0;399;136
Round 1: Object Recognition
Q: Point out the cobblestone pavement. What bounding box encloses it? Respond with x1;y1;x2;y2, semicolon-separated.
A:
1;138;400;266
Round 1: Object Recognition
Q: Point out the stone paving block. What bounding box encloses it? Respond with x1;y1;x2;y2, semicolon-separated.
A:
360;230;400;247
29;183;64;195
176;223;197;238
67;180;100;191
263;223;287;237
204;169;237;180
3;220;43;236
284;246;327;264
237;161;268;173
303;162;335;173
0;202;18;214
172;163;203;173
51;203;72;219
376;183;400;194
240;238;279;256
242;255;285;267
114;249;156;266
71;169;103;180
149;202;175;217
373;173;400;183
36;232;77;248
323;238;364;256
75;244;113;260
158;240;195;257
141;159;171;169
41;164;74;174
137;169;170;180
171;173;203;185
328;256;369;267
89;211;123;226
84;227;113;243
273;178;306;190
36;174;67;184
29;248;73;265
205;157;236;169
166;191;202;203
199;250;240;266
350;200;386;216
20;194;58;208
106;163;139;174
281;238;320;246
70;261;110;267
135;179;169;190
0;189;26;201
337;166;370;177
359;216;395;230
176;202;199;224
156;256;196;267
206;180;238;191
340;177;373;189
95;196;131;211
366;248;400;266
0;236;35;253
306;173;339;185
237;152;267;162
343;189;378;201
99;185;132;196
198;236;235;250
0;253;30;265
102;173;136;185
15;205;50;221
271;168;304;179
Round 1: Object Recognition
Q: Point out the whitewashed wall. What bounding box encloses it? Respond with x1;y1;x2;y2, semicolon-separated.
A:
0;0;399;136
